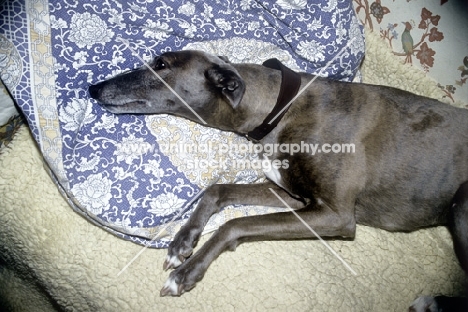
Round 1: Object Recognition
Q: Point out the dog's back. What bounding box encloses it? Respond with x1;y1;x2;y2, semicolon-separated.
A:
277;78;468;232
353;86;468;231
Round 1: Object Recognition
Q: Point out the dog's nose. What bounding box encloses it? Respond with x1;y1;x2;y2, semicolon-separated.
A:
88;84;100;100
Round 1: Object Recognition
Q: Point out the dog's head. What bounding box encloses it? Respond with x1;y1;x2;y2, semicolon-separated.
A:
89;50;245;122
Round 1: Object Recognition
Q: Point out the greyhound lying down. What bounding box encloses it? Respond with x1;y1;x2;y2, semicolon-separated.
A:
89;50;467;310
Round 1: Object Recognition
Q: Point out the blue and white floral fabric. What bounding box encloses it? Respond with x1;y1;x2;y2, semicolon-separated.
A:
0;0;364;248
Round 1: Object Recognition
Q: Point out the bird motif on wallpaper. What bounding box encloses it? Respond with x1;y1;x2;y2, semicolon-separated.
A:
456;56;468;87
401;21;414;64
460;56;468;77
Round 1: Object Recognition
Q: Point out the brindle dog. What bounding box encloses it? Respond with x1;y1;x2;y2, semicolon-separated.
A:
89;50;468;311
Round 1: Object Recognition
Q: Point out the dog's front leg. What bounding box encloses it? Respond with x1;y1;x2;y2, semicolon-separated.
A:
160;201;356;296
163;182;304;271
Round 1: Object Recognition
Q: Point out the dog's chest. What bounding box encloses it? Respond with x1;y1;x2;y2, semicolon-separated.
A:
262;155;285;189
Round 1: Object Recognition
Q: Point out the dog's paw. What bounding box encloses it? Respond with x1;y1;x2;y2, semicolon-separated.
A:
409;296;439;312
163;242;194;271
160;276;184;297
163;254;184;271
160;262;203;297
160;275;196;297
163;227;199;270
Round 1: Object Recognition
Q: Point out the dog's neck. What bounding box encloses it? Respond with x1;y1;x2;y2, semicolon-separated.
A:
212;62;302;140
244;59;301;142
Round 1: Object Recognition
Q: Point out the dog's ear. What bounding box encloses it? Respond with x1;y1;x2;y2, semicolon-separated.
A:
205;64;245;108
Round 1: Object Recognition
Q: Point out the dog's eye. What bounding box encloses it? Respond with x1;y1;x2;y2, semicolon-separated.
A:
154;59;167;70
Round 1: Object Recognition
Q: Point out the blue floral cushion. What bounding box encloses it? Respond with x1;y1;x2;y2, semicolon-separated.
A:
0;0;364;248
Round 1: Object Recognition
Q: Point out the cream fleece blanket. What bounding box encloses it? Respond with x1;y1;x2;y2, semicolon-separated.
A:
0;30;466;312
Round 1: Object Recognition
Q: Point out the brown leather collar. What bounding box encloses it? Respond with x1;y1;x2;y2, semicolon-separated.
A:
245;58;301;142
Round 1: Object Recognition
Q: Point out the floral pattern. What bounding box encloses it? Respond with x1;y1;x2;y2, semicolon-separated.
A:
148;192;187;216
59;98;96;132
353;0;468;104
0;115;23;150
68;13;114;48
0;34;21;89
71;173;113;215
386;8;444;71
369;0;390;24
0;0;364;248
